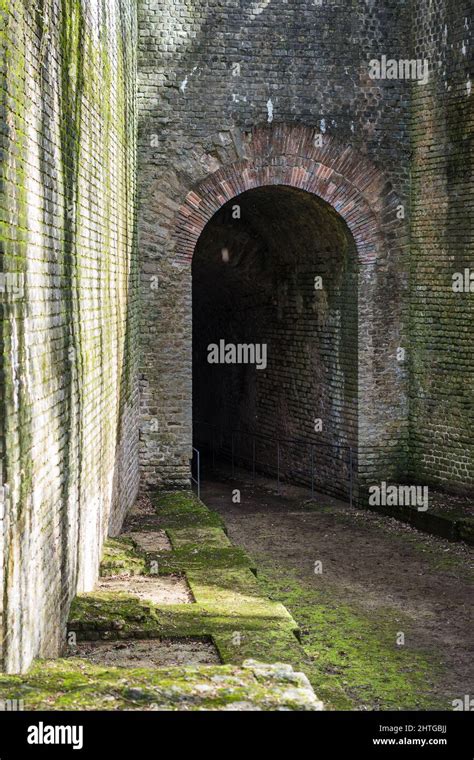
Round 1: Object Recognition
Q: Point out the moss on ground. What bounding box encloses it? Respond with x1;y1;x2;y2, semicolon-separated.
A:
252;560;447;710
7;489;447;711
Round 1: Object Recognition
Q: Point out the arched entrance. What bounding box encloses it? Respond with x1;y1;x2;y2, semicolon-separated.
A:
139;124;408;500
192;185;358;499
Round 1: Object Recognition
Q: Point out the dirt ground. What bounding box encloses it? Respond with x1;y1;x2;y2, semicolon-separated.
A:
67;638;221;668
201;471;473;710
96;574;193;605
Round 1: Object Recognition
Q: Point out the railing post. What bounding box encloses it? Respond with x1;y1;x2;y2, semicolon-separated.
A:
212;427;215;470
197;448;201;500
349;447;353;508
199;426;352;508
191;446;201;500
231;431;235;478
277;440;280;494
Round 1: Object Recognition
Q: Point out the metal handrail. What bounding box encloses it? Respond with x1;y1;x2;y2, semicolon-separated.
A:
195;421;352;451
194;421;354;506
191;446;201;499
230;427;352;451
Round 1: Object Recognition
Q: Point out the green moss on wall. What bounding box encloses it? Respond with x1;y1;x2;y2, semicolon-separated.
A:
0;0;138;672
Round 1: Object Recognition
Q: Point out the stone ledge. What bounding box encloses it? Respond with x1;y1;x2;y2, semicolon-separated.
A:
0;658;323;711
363;502;474;546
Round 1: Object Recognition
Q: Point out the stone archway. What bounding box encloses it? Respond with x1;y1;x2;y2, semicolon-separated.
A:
139;124;409;499
192;184;359;500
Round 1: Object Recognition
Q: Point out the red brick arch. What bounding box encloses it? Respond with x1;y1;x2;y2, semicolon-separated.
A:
174;124;403;266
140;123;408;493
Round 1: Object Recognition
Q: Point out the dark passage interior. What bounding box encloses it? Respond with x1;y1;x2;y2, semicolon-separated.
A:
192;186;359;498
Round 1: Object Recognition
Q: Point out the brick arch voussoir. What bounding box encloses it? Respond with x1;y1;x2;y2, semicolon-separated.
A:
174;125;401;266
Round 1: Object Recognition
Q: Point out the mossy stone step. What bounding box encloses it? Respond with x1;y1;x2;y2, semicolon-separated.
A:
100;536;255;578
0;658;322;711
214;629;308;667
187;568;296;627
148;491;226;529
150;491;209;513
68;593;296;641
168;526;232;549
77;491;306;688
142;546;256;574
146;512;225;530
100;537;147;576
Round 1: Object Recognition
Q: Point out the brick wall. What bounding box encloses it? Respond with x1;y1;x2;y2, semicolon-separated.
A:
1;0;470;673
409;0;473;493
0;0;138;672
137;0;412;492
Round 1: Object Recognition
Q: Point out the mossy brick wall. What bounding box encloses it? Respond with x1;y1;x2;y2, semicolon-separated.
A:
137;0;412;491
0;0;138;672
0;0;469;674
409;0;473;493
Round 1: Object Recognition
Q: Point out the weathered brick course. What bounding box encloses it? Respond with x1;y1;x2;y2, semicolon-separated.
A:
137;1;412;492
0;0;138;672
137;0;472;499
410;0;473;493
0;0;471;675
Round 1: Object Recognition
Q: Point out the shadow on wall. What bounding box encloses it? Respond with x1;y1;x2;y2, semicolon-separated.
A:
138;0;411;158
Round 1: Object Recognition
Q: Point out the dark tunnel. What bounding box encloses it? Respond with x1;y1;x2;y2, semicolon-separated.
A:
192;185;358;499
